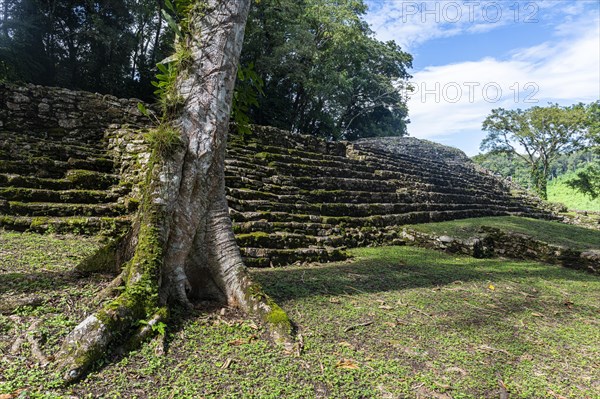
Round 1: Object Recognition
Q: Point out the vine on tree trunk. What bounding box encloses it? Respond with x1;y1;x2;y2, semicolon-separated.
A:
56;0;295;383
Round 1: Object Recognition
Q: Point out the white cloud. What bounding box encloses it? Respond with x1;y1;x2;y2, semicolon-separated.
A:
365;2;600;155
365;1;597;51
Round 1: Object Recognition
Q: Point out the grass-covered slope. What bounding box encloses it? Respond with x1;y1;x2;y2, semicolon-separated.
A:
548;172;600;212
1;233;599;398
406;216;600;252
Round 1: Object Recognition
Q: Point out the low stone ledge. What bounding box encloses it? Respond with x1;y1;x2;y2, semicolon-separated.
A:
401;226;599;274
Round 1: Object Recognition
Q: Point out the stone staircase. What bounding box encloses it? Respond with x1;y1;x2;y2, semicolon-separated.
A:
0;84;554;267
0;83;145;235
0;128;133;235
223;128;552;266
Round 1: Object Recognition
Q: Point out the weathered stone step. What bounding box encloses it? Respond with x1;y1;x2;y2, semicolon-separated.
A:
353;144;460;172
0;131;107;161
0;187;120;204
241;246;347;267
357;148;510;194
226;186;524;209
273;175;514;202
63;170;120;190
240;127;347;156
0;215;130;235
230;207;525;229
228;197;525;218
0;157;114;178
0;173;71;190
66;157;114;173
270;175;399;193
231;148;375;174
372;166;490;190
227;135;347;161
236;232;345;249
224;163;274;180
233;220;338;236
230;209;324;224
267;160;382;180
352;145;485;179
2;201;127;217
225;173;398;193
229;140;349;164
0;158;69;178
0;171;120;192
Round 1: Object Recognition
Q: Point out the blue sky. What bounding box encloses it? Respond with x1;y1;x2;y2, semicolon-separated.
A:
364;0;600;155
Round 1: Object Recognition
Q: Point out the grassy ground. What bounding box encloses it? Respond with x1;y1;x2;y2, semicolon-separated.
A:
405;216;600;251
547;174;600;212
1;230;599;398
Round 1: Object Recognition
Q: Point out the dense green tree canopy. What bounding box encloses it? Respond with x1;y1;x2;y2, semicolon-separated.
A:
0;0;412;140
0;0;172;99
473;149;598;190
240;0;412;140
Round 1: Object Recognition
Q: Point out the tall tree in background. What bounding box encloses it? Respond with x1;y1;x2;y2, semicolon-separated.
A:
481;104;590;199
567;101;600;198
56;0;292;383
240;0;412;140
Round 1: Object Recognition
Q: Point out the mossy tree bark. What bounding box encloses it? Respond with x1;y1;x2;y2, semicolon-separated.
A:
56;0;293;382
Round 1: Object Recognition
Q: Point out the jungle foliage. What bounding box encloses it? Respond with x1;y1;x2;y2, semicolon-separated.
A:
0;0;412;140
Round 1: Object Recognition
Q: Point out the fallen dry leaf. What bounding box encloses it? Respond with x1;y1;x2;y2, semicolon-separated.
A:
378;305;393;310
547;389;568;399
564;300;574;308
498;378;509;399
415;386;453;399
336;359;360;370
227;339;245;346
531;312;545;317
220;358;234;369
479;344;510;355
445;366;468;376
329;297;341;304
338;341;354;348
0;390;24;399
246;321;259;330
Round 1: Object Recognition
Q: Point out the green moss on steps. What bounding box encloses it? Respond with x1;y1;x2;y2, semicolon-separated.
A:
65;169;119;189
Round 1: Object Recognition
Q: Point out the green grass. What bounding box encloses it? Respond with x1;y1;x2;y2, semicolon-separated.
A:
548;173;600;212
1;231;599;398
406;216;600;251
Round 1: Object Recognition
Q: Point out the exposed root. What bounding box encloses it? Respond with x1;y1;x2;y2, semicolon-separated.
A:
153;332;168;356
10;332;25;355
242;281;296;351
10;319;50;367
56;294;145;383
0;296;43;315
26;320;50;367
96;272;125;301
120;308;168;354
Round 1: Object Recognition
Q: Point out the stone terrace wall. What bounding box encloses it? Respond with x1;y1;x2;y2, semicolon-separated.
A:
0;84;556;267
0;83;151;144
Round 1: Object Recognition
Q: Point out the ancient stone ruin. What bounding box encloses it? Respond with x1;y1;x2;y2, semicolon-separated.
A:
0;84;554;266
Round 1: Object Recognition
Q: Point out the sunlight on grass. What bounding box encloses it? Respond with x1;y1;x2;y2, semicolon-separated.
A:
548;173;600;212
1;235;599;399
406;216;600;251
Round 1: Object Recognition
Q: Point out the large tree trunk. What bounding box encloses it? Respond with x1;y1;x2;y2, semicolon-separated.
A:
56;0;293;383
